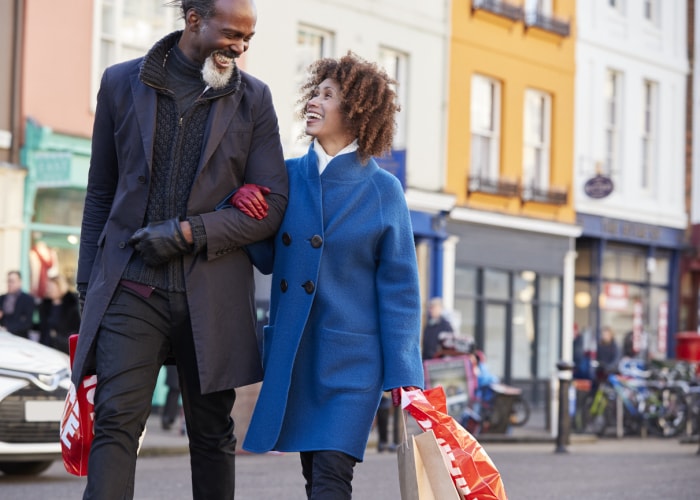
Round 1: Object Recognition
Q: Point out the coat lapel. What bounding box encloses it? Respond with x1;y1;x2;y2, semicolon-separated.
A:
130;74;157;174
197;87;245;176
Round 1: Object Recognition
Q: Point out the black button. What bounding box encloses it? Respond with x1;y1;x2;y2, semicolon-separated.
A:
119;241;126;249
282;233;292;246
137;175;146;184
280;279;288;292
310;235;323;248
302;281;315;294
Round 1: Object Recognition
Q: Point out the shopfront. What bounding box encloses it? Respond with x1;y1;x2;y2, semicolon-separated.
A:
447;214;580;404
20;120;89;297
574;214;684;361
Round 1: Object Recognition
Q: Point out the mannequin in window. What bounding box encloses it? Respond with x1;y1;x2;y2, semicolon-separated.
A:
30;239;60;299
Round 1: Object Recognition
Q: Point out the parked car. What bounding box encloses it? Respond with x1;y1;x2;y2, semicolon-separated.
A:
0;329;70;475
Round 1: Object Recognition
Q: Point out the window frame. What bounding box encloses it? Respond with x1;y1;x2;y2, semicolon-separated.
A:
470;74;502;181
522;88;552;190
378;47;409;150
604;70;623;177
640;80;657;192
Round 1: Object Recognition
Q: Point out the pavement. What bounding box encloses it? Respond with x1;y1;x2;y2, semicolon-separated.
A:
135;404;700;499
138;402;589;458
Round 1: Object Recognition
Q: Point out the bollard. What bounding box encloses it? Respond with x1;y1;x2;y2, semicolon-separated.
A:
555;360;575;454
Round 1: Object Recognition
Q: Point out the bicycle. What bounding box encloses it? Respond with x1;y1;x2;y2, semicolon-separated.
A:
580;366;688;438
461;382;531;435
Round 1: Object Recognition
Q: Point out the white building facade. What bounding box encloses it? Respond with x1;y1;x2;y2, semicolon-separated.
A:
247;0;454;306
573;0;689;360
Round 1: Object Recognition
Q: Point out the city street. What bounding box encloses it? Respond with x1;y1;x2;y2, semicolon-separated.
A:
2;436;699;499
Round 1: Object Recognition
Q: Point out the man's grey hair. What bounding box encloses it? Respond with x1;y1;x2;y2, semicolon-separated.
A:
168;0;218;20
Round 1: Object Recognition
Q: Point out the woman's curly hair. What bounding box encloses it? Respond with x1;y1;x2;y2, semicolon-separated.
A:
297;51;400;164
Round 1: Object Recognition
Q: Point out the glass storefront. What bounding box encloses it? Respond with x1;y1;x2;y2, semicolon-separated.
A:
454;265;562;401
574;239;672;360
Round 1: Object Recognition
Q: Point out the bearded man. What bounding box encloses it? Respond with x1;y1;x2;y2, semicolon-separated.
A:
72;0;287;498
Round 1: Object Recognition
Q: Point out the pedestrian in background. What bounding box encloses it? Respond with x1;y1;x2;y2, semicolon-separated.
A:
597;325;620;373
375;393;400;452
71;0;288;498
237;52;424;499
0;270;36;339
422;296;454;360
38;275;80;354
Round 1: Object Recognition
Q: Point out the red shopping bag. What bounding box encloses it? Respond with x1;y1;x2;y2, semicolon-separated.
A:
59;334;96;476
402;387;508;500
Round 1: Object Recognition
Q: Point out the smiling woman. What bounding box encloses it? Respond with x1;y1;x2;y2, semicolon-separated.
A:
235;52;423;499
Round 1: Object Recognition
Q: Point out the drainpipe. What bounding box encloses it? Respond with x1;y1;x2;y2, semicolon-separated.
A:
10;0;24;165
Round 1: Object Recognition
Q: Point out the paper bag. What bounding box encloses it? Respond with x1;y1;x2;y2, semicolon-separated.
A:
403;387;508;500
398;420;460;499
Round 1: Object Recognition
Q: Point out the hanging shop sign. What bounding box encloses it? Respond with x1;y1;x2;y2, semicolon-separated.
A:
583;174;614;199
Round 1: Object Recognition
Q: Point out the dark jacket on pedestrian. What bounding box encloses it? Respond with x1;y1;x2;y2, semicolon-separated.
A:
38;291;81;354
72;31;288;393
0;291;36;338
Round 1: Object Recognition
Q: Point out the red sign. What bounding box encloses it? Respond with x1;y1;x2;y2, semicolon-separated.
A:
602;283;629;311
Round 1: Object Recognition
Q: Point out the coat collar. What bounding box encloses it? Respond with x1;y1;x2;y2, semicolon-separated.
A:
138;30;242;98
301;144;378;183
130;30;246;176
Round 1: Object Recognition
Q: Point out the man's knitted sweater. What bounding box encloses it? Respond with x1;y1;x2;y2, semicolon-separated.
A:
122;31;242;292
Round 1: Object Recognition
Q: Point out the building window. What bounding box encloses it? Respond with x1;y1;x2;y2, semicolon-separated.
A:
471;75;501;180
379;47;409;150
291;25;334;153
296;25;334;80
604;70;622;176
523;89;551;191
643;0;659;25
525;0;552;18
641;80;657;191
93;0;179;106
609;0;624;14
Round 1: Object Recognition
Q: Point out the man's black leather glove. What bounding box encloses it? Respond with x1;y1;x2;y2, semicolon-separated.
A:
128;218;192;267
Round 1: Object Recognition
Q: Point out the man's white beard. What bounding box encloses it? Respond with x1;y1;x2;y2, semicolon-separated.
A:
201;55;235;90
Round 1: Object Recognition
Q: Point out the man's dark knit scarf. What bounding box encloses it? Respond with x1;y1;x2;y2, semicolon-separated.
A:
122;31;241;292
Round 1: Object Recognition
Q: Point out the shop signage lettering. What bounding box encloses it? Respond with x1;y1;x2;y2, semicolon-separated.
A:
601;218;661;242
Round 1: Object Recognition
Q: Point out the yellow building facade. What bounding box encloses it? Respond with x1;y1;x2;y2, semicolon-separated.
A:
443;1;580;407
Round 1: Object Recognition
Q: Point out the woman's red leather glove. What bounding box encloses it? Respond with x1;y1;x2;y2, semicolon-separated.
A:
230;184;271;219
391;386;421;407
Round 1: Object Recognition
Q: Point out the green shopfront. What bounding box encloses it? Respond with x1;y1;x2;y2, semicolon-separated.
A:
20;120;89;297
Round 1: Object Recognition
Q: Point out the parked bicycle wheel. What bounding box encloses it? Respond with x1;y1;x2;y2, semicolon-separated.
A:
509;396;530;427
647;386;688;438
582;384;616;436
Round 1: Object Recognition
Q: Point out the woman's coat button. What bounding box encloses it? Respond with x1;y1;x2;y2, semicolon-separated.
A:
280;279;288;292
310;235;323;248
302;281;315;294
282;233;292;246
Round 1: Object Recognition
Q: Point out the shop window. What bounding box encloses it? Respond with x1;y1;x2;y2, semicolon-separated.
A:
454;266;478;296
484;269;509;300
454;296;476;339
650;252;670;285
537;304;560;378
575;245;592;276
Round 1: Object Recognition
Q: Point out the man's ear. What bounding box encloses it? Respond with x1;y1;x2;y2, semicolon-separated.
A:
184;8;202;32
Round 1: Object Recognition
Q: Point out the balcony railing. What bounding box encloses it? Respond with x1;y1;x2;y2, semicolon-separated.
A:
472;0;524;22
521;183;568;205
468;175;520;197
524;10;571;37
